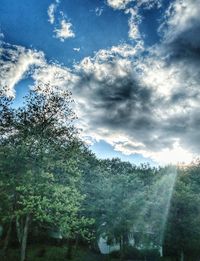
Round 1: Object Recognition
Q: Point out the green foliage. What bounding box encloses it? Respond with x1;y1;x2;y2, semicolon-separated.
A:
1;85;200;260
164;162;200;259
0;85;93;260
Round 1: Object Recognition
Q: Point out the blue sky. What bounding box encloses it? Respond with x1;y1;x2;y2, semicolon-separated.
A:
1;0;200;165
0;0;169;66
0;0;129;65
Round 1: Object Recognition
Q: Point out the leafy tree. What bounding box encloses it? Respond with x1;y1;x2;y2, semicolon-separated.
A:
0;85;92;261
164;162;200;260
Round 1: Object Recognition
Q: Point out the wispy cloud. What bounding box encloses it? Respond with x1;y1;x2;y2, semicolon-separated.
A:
47;0;60;24
107;1;162;45
95;7;104;16
47;3;57;24
0;42;75;96
0;43;44;96
125;8;142;41
137;0;162;9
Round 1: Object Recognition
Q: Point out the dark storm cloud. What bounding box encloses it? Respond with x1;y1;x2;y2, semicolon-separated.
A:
73;54;179;153
74;57;156;127
71;0;200;161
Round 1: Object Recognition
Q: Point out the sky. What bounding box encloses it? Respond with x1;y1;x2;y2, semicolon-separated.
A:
0;0;200;165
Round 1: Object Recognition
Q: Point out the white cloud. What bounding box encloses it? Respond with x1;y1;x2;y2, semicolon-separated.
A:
33;63;77;92
160;0;200;44
73;47;80;52
106;0;132;10
136;0;162;9
54;19;75;41
47;3;57;24
0;43;76;97
150;141;194;165
125;8;142;41
110;43;144;57
47;1;75;42
107;0;161;44
71;30;200;165
95;7;104;16
0;44;45;96
74;44;139;83
47;0;61;24
0;32;4;40
107;0;161;10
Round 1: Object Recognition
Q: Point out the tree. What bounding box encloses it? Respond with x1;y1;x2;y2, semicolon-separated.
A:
164;162;200;260
0;84;92;261
91;159;144;260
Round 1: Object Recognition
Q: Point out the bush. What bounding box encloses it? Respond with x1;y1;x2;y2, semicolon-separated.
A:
109;246;160;260
109;250;121;259
140;248;160;260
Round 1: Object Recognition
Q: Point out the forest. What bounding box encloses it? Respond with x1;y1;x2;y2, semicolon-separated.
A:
0;85;200;261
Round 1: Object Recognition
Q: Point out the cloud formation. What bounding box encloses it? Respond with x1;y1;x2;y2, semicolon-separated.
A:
47;3;57;24
106;0;132;10
69;0;200;164
0;43;75;96
95;7;104;16
107;0;162;10
47;0;60;24
1;0;200;164
125;8;142;41
54;19;75;41
0;43;44;96
47;1;75;41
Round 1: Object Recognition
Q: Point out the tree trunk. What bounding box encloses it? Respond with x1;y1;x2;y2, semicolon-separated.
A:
16;216;22;244
66;239;73;260
2;219;12;256
119;236;125;261
180;250;184;261
159;245;163;257
74;236;78;251
20;214;30;261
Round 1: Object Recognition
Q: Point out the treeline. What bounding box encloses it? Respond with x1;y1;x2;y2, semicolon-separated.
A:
0;86;200;261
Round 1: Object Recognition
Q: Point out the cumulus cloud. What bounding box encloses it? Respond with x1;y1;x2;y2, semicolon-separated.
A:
70;0;200;164
106;0;132;10
72;43;197;164
54;19;75;41
73;45;159;154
